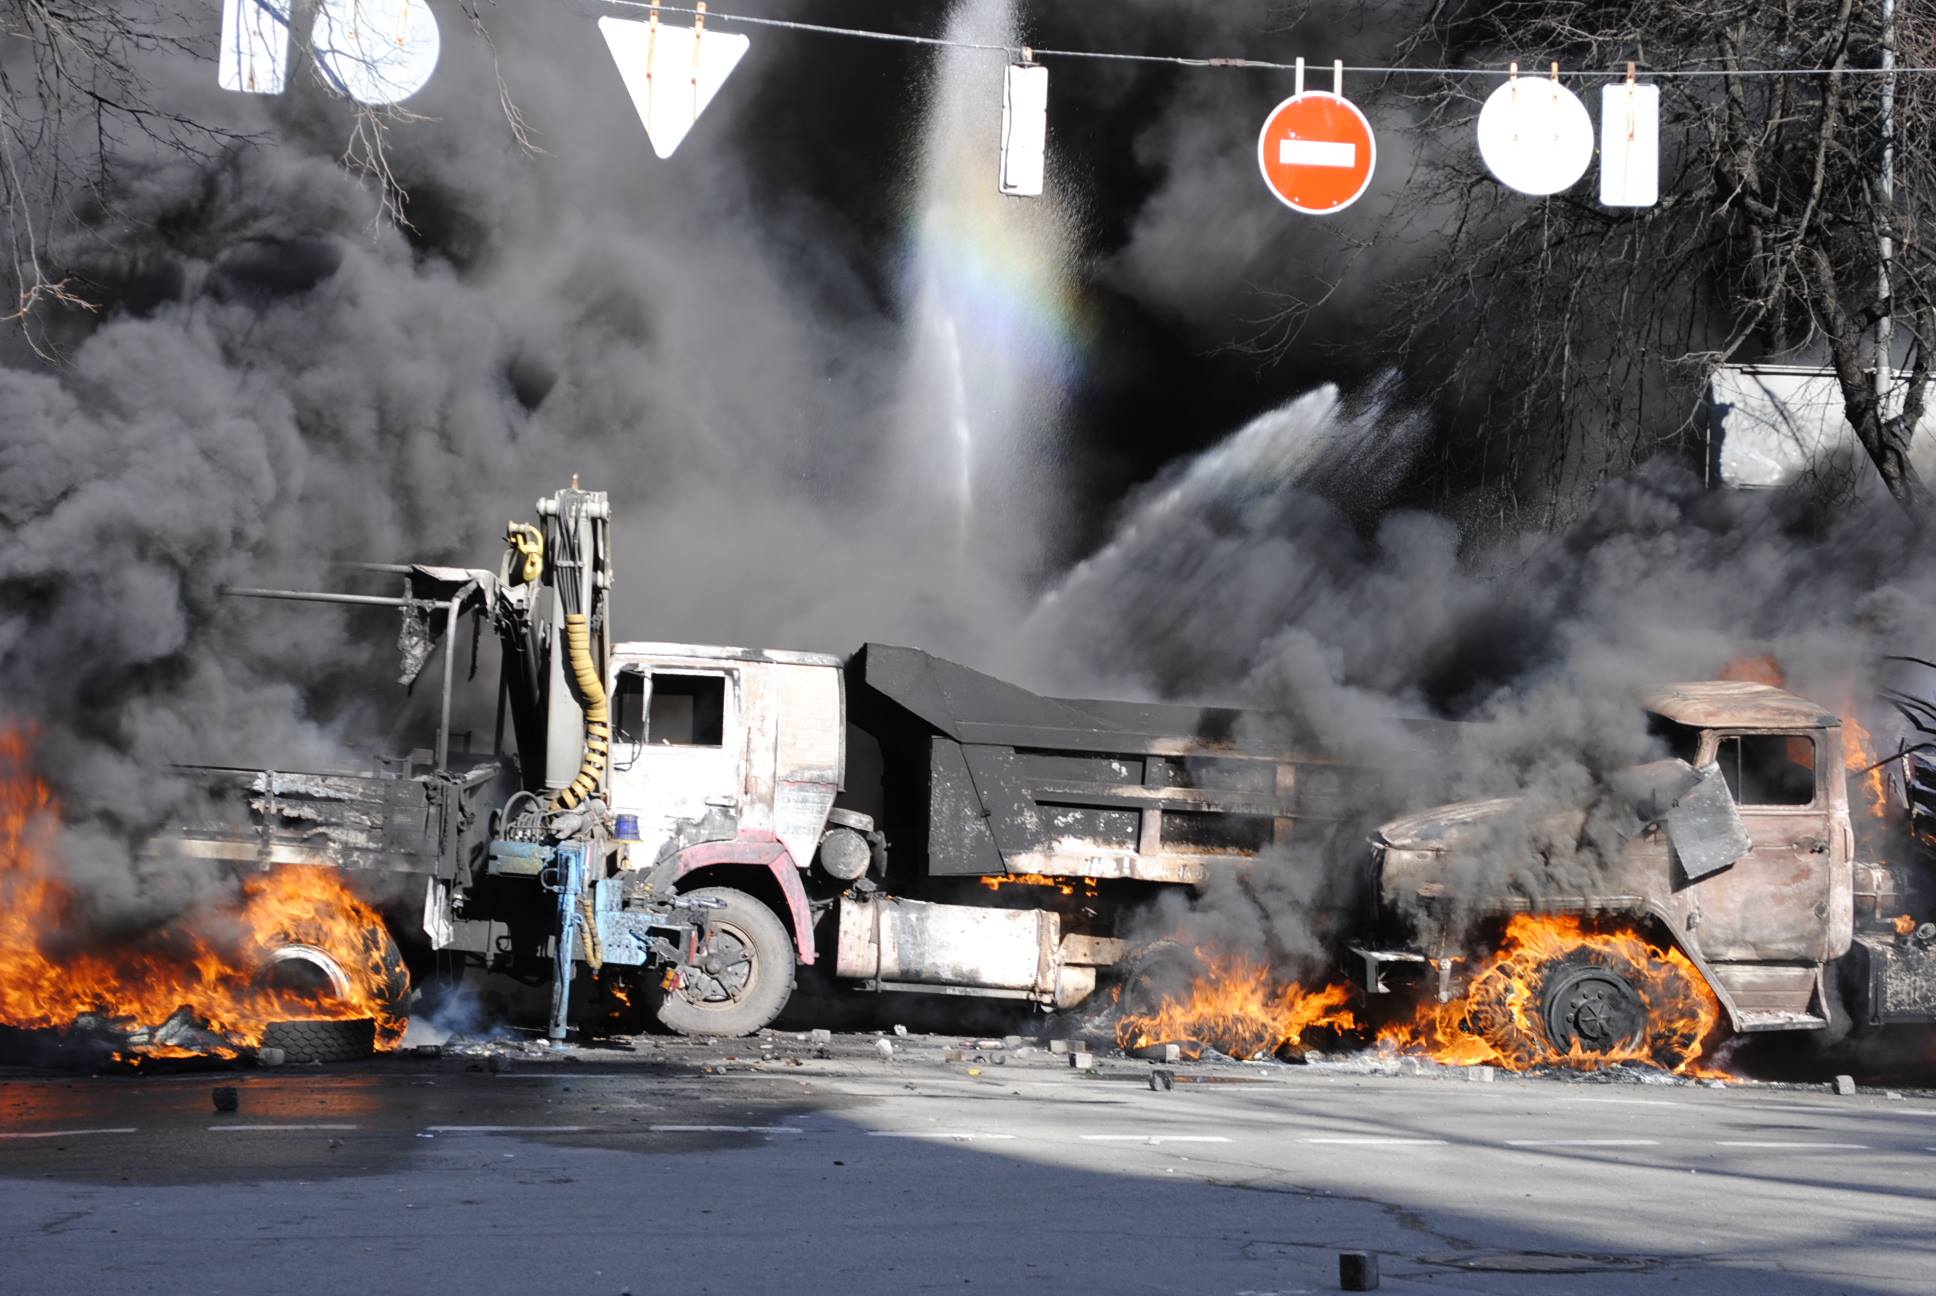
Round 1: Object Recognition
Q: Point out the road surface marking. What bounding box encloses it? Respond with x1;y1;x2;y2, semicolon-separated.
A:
1082;1135;1232;1144
867;1132;1017;1141
1714;1140;1868;1149
425;1125;591;1133
1302;1137;1448;1145
1560;1098;1677;1108
1739;1103;1848;1115
1505;1139;1661;1148
208;1124;359;1132
649;1125;803;1134
0;1128;137;1140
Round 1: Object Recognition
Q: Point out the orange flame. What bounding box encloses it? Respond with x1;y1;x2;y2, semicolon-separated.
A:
979;873;1098;897
1719;653;1785;687
0;728;407;1059
1115;950;1357;1060
1378;914;1726;1076
1839;710;1892;821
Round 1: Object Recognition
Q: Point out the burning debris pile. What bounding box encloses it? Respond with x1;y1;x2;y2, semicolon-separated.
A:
1115;916;1728;1078
1117;951;1356;1061
0;731;407;1065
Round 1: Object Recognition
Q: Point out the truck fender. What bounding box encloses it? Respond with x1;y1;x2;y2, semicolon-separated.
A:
665;833;816;965
1638;901;1744;1032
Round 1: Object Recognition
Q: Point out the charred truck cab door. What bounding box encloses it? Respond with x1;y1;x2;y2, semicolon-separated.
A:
608;658;744;865
603;644;846;967
1689;726;1851;965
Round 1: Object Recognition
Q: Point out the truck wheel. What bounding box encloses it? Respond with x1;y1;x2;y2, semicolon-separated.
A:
1540;956;1649;1056
655;887;795;1037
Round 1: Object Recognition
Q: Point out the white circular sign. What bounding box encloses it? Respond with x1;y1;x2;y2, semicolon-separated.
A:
312;0;442;107
1475;77;1593;196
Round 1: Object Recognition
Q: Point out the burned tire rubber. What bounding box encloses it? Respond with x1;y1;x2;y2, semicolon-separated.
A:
260;1017;378;1063
655;887;795;1038
1540;957;1648;1055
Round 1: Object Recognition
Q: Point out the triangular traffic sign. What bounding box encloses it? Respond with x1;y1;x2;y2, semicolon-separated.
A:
598;15;750;160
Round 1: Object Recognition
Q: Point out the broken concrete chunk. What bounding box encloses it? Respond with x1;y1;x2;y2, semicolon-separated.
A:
1466;1065;1496;1083
1149;1069;1175;1092
1339;1250;1380;1291
1070;1052;1095;1069
256;1047;286;1068
892;1024;908;1038
809;1028;832;1046
1048;1039;1072;1054
1833;1074;1857;1096
874;1038;895;1061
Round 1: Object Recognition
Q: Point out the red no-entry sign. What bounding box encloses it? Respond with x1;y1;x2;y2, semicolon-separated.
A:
1257;90;1376;215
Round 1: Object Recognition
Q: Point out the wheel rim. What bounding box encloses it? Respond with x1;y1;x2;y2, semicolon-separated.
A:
682;920;757;1009
256;943;354;1002
1540;962;1647;1055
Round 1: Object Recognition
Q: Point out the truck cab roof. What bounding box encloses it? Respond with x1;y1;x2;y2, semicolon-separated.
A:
611;641;844;669
1637;681;1839;729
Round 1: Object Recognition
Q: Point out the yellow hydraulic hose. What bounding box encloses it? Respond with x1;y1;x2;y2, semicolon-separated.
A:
553;612;610;810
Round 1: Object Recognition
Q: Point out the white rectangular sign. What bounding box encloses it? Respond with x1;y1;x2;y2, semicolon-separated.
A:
1599;83;1660;207
1000;63;1049;197
218;0;293;95
1278;139;1357;168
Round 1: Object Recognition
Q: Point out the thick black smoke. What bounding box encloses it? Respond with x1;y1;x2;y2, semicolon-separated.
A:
3;1;1933;980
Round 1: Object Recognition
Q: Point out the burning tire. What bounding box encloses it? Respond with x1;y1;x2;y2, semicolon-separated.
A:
255;919;410;1060
1463;943;1705;1071
654;887;795;1037
260;1017;379;1063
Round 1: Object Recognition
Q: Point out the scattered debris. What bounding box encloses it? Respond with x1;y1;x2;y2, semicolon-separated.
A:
1833;1074;1857;1096
1466;1065;1496;1083
490;1055;515;1074
212;1086;239;1113
256;1047;286;1068
1149;1068;1175;1092
874;1038;895;1061
892;1024;908;1038
1070;1051;1095;1069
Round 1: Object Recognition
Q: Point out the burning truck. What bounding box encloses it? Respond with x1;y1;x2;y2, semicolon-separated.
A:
14;480;1935;1072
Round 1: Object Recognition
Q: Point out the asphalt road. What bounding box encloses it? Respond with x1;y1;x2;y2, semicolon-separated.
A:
1;1034;1931;1295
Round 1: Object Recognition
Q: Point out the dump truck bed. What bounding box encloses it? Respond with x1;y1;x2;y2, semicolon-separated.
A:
848;644;1395;883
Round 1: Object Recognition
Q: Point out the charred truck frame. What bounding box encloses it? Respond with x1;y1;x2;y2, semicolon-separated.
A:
163;482;1365;1040
165;483;1936;1060
1358;681;1936;1060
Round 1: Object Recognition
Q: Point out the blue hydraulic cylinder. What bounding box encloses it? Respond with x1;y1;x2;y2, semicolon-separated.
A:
545;841;590;1042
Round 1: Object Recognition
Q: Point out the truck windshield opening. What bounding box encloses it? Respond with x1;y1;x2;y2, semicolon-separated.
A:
648;673;726;747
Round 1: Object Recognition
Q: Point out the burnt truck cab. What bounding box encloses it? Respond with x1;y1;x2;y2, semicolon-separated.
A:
1371;681;1880;1033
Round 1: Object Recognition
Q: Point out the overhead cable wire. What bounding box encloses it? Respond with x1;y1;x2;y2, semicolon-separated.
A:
595;0;1936;79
